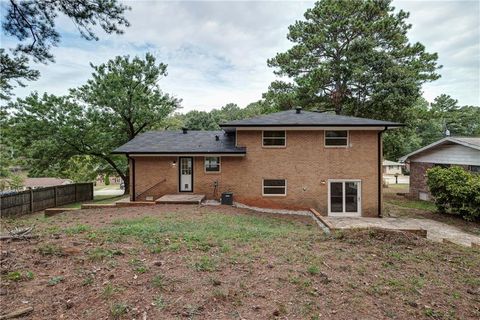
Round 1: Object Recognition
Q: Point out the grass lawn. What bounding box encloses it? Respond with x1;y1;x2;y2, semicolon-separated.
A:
1;205;479;319
386;198;437;211
383;183;409;194
94;184;121;191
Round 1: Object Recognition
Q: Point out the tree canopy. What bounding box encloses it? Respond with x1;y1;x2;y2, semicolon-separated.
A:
267;0;440;122
1;0;130;99
6;54;180;193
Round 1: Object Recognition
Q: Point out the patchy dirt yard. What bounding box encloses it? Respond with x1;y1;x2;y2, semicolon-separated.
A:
1;205;479;319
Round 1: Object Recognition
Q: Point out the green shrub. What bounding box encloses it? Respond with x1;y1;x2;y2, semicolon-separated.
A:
426;166;480;221
104;173;110;186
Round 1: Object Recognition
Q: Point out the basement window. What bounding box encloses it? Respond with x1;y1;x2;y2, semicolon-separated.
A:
263;179;287;196
205;157;220;172
325;130;348;147
262;131;286;147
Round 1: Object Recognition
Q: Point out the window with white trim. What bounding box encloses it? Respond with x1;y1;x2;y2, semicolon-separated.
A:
204;157;220;172
325;130;348;146
263;131;286;147
263;179;287;196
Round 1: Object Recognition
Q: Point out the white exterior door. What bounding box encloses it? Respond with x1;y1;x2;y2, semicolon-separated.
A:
179;157;193;192
328;180;361;216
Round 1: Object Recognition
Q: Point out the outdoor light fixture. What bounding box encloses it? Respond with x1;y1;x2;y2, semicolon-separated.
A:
172;160;177;167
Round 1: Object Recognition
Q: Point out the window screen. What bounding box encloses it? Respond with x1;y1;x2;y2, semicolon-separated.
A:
263;131;286;146
263;179;286;195
325;130;348;146
205;157;220;172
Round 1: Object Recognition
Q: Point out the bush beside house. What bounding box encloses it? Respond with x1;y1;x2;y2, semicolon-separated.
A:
426;166;480;221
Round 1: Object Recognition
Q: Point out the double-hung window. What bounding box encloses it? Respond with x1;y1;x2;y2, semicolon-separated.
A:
325;130;348;147
204;157;220;172
262;131;286;147
263;179;287;196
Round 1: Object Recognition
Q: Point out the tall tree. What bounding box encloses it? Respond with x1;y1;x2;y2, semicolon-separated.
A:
6;54;180;194
267;0;440;121
1;0;130;99
383;94;480;160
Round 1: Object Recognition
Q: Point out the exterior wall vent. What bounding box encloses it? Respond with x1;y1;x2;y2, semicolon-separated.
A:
296;107;302;114
182;127;188;134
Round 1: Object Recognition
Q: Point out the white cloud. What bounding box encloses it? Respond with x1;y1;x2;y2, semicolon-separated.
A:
9;0;480;111
395;0;479;105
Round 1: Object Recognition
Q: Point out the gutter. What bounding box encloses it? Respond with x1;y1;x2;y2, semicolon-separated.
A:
378;126;388;217
219;123;405;128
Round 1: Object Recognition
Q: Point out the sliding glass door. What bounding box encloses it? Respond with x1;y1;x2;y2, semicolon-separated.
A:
328;180;361;216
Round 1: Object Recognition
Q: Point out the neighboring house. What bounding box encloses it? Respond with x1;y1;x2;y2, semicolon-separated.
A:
383;160;404;175
400;137;480;201
113;108;402;217
96;175;123;186
23;177;73;189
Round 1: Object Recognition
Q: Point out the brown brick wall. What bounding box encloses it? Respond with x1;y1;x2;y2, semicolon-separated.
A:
131;130;381;217
408;162;433;199
409;162;470;199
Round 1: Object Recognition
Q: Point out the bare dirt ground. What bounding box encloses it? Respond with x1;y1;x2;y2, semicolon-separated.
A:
1;204;479;319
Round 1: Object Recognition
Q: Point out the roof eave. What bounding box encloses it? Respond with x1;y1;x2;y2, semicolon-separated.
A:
219;123;404;128
111;150;246;155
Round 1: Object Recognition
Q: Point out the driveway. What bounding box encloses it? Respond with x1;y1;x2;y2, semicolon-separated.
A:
94;188;124;196
323;216;480;247
383;174;409;184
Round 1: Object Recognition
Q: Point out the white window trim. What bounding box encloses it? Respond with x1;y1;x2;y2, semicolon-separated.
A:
204;156;221;173
324;130;349;148
262;179;287;197
262;130;287;148
327;179;362;216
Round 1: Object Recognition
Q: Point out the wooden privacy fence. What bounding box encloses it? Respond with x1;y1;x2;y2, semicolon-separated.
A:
0;183;93;217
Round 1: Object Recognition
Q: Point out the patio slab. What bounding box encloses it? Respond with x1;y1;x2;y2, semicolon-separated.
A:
323;216;480;247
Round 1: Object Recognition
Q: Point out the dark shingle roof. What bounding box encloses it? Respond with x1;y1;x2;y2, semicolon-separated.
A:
112;131;245;154
220;110;403;127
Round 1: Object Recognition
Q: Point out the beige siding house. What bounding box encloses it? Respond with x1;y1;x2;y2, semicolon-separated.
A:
383;160;404;175
114;108;402;217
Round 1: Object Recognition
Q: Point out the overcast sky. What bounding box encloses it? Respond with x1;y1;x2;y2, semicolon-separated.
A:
5;0;480;112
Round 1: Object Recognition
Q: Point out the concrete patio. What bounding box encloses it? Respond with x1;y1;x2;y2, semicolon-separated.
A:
322;216;480;247
155;194;206;204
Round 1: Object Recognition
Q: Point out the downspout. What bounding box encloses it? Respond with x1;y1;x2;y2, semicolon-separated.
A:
378;127;388;217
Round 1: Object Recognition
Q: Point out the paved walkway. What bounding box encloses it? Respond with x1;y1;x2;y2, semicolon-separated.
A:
323;217;480;247
383;175;409;184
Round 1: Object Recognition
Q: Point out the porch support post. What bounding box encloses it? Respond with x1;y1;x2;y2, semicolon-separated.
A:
129;155;136;202
377;126;388;217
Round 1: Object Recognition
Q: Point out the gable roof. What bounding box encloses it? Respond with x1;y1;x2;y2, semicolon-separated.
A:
220;110;403;128
24;178;73;188
112;131;246;155
399;137;480;162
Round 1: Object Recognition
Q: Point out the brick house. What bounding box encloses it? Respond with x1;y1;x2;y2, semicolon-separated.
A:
400;137;480;200
113;108;402;217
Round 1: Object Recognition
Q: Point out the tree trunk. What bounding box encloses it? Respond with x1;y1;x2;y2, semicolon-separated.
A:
99;155;129;196
123;172;130;195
